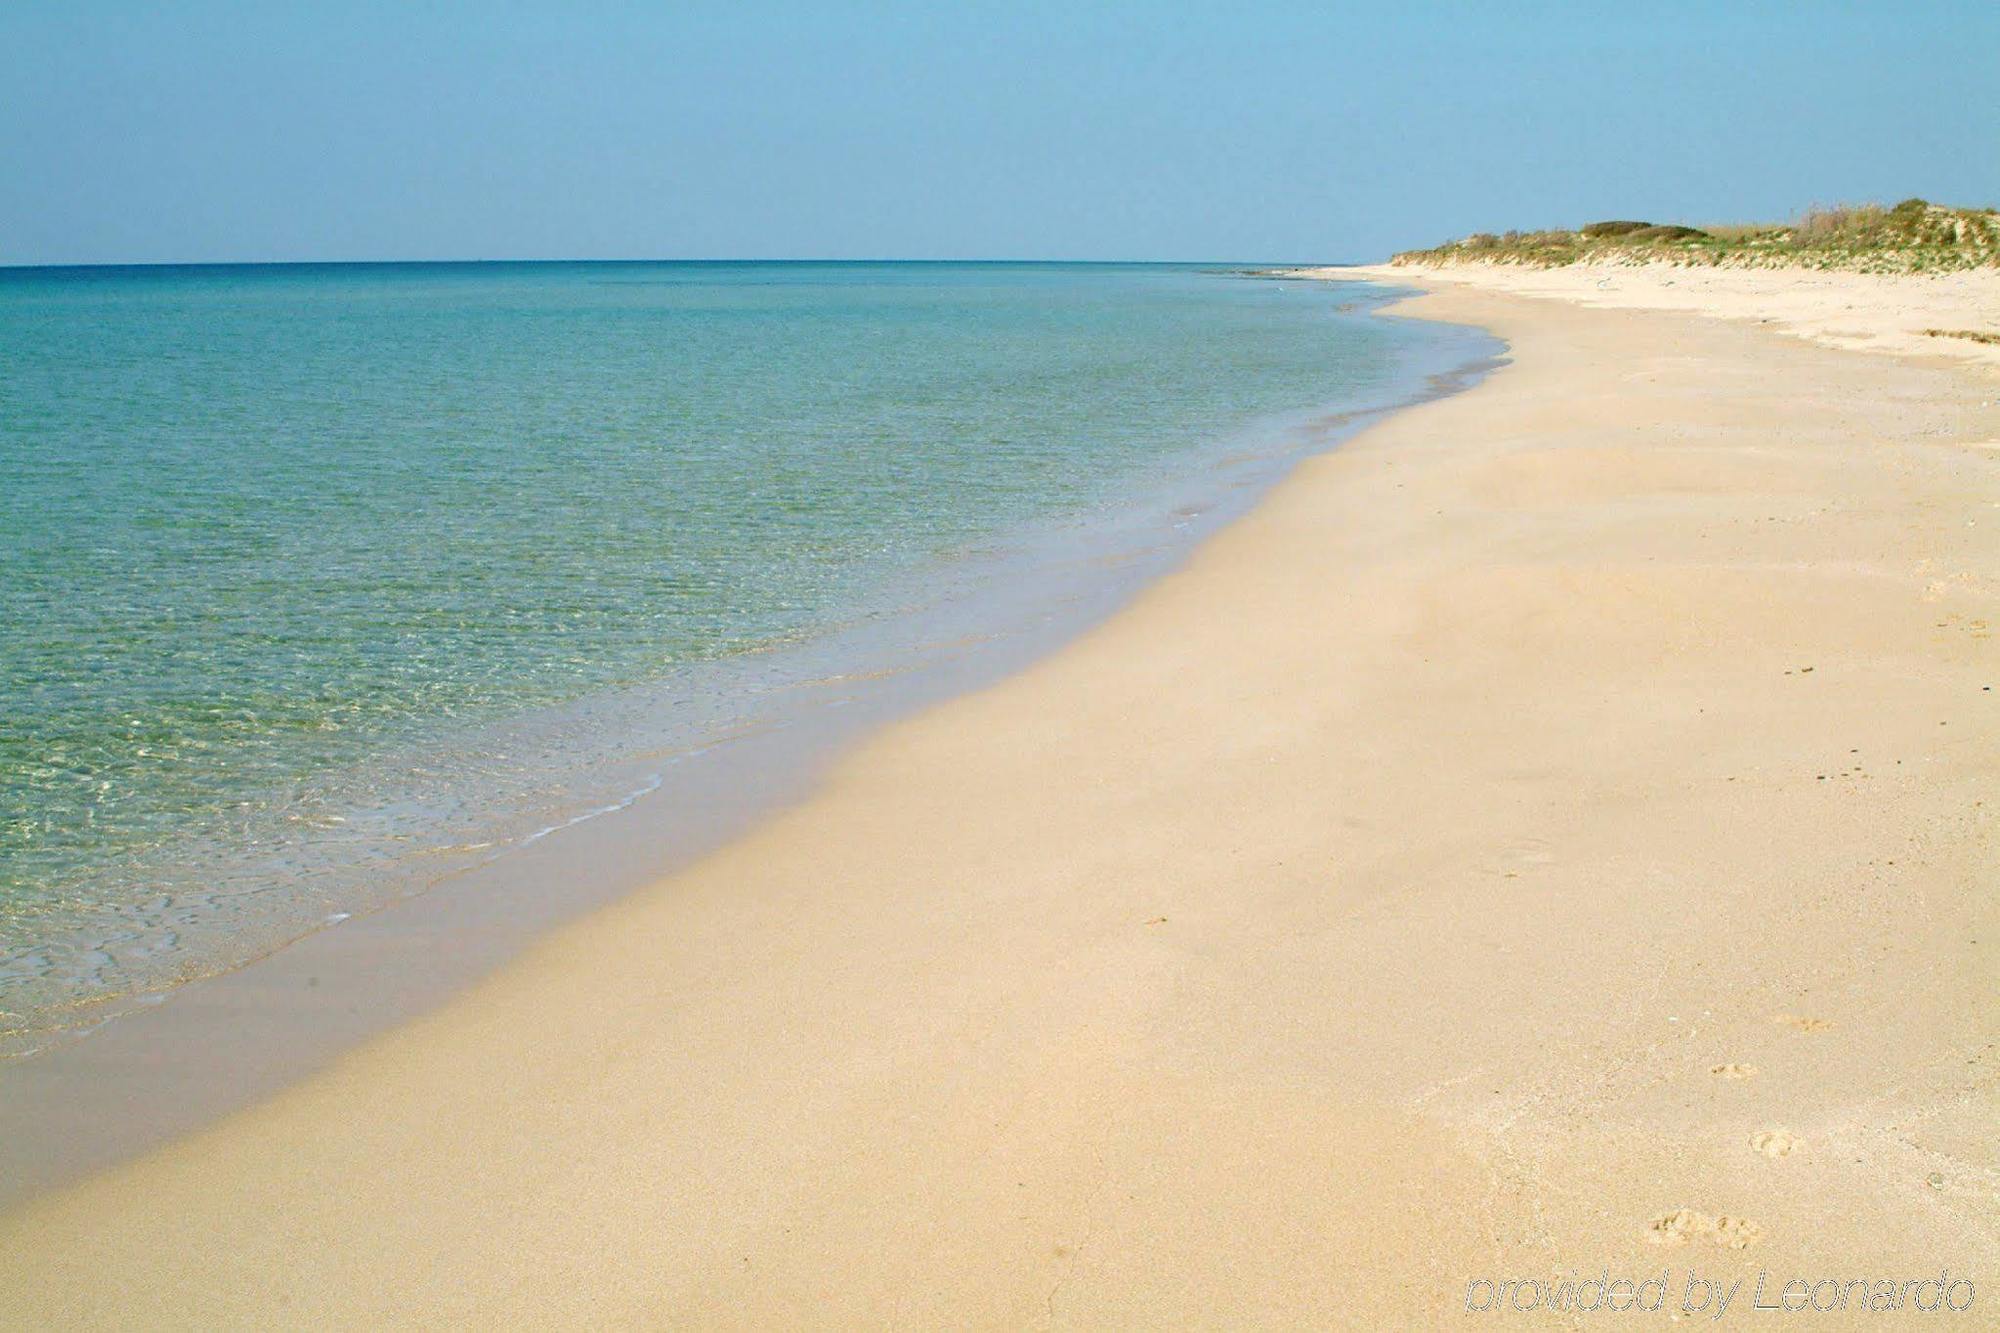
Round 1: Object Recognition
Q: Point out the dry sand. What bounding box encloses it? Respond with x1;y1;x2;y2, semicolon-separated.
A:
1304;260;2000;372
4;280;1997;1327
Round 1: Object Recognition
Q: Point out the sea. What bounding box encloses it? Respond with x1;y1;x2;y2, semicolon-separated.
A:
0;260;1498;1056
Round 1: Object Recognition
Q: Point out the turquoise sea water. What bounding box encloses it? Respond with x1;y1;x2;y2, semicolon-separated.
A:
0;261;1490;1052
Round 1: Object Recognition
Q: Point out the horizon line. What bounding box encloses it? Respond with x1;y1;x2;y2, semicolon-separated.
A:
1;255;1360;274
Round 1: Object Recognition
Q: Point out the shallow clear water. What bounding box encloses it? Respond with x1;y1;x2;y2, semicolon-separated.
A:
0;260;1484;1052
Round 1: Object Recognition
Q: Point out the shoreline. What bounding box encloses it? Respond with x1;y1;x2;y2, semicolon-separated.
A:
8;264;1479;1065
5;277;1996;1324
0;280;1503;1208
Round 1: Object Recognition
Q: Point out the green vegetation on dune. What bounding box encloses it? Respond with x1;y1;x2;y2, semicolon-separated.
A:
1396;199;2000;274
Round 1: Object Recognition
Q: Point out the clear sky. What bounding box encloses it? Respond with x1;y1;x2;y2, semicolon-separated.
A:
3;1;1995;266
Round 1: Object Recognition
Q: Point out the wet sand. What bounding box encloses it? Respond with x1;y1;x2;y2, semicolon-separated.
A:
4;281;1995;1326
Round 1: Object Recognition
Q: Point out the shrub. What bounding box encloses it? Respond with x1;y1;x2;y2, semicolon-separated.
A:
1793;203;1887;241
1627;224;1710;242
1581;220;1651;237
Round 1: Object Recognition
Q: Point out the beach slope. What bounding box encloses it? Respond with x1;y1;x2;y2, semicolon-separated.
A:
4;283;1996;1326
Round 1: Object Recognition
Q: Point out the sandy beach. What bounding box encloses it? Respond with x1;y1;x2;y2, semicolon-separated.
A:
5;279;1996;1326
1305;260;2000;371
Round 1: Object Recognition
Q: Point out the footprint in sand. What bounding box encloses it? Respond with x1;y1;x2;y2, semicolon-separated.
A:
1772;1014;1833;1032
1752;1130;1802;1158
1710;1062;1759;1079
1493;839;1555;880
1646;1209;1766;1250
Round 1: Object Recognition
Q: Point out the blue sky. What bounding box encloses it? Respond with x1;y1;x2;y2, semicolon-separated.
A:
3;1;1995;265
